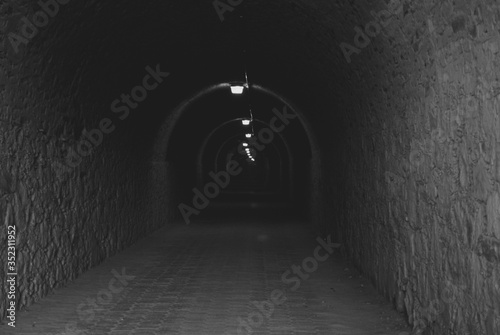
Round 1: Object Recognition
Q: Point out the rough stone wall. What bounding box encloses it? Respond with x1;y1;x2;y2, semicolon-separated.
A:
0;73;171;322
336;0;500;333
0;6;174;323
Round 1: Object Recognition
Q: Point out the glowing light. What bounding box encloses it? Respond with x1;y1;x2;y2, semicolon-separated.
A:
230;85;245;94
242;143;249;147
245;133;252;138
242;119;251;126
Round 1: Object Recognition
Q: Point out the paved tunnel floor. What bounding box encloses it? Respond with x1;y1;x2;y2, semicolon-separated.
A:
2;210;411;335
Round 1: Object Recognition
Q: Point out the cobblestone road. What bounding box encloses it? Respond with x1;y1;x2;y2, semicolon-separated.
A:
2;212;410;335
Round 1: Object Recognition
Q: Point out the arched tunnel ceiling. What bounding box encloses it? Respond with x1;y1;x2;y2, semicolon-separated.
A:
166;87;311;159
1;0;393;152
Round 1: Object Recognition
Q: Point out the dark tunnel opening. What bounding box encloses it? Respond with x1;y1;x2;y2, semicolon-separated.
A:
1;0;500;334
166;85;313;223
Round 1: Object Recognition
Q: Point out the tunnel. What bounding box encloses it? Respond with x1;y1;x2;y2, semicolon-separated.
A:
1;0;500;334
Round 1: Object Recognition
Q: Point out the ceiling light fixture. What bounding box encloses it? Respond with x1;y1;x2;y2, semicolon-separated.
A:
234;13;256;147
230;85;245;95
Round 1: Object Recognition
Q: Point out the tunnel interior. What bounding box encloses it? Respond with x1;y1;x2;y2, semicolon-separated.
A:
167;84;313;221
1;0;500;334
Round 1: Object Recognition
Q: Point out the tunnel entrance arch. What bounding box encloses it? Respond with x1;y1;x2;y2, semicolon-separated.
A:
152;83;323;222
196;118;292;195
